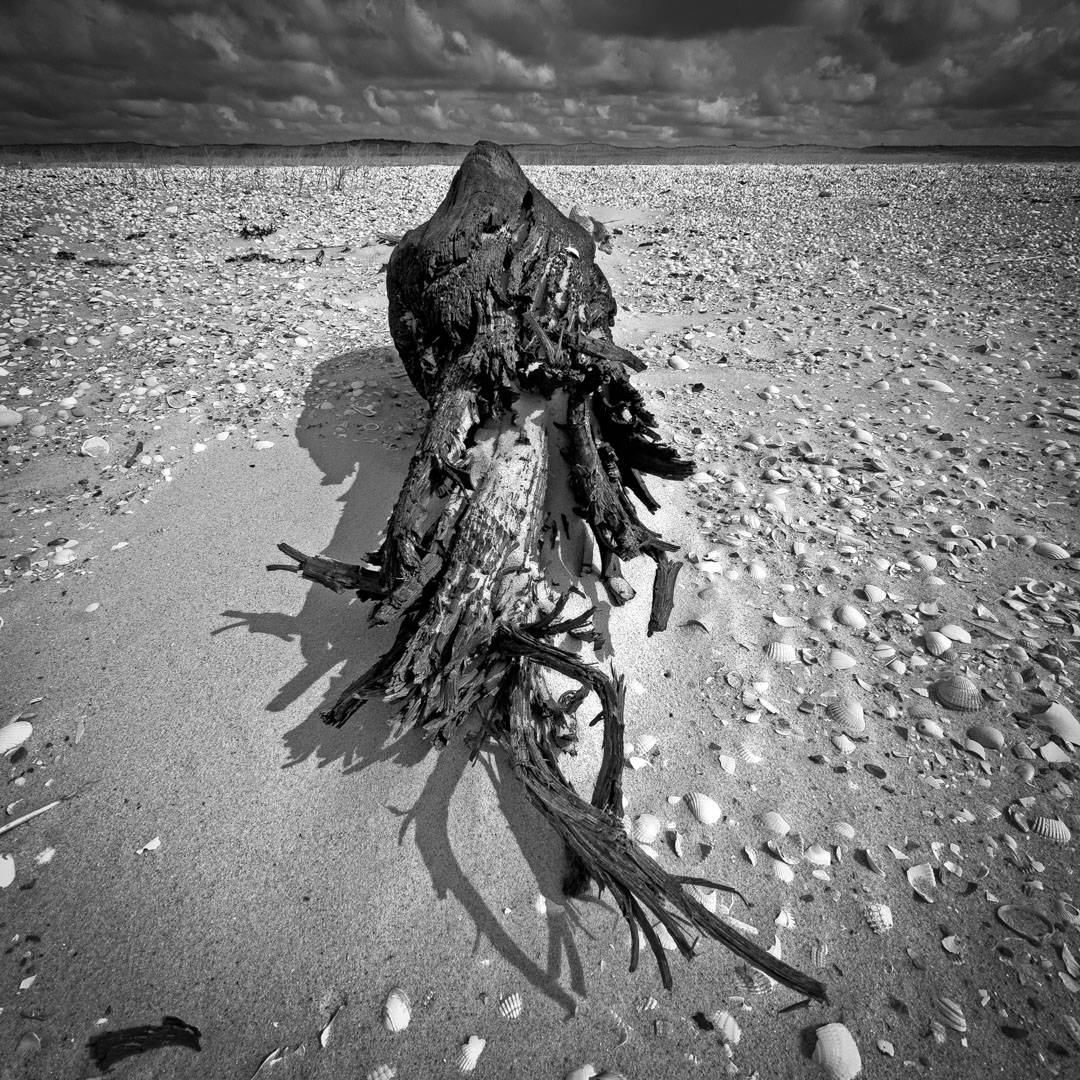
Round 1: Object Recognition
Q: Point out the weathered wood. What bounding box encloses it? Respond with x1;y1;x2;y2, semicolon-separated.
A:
272;141;827;1002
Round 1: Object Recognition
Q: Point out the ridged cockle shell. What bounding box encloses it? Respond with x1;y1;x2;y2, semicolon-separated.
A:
685;791;722;825
812;1022;862;1080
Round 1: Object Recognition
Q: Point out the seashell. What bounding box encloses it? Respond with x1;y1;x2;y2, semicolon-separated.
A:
935;996;967;1033
831;732;856;755
967;723;1004;751
1032;816;1071;844
1015;761;1036;783
827;697;865;734
906;862;937;902
653;922;678;951
456;1035;486;1073
809;614;835;632
685;883;718;913
835;604;867;630
772;859;795;884
933;673;982;711
1035;703;1080;744
759;810;791;836
563;1067;598;1080
80;435;111;459
712;1010;742;1044
940;623;972;644
365;1066;398;1080
922;630;953;656
812;938;829;966
861;584;887;603
0;720;33;756
382;987;411;1033
685;791;722;825
632;814;662;845
828;649;857;670
833;821;856;841
748;559;768;580
1063;1014;1080;1050
764;640;799;663
812;1022;862;1080
918;717;944;739
909;552;938;571
1057;900;1080;929
498;992;523;1020
635;734;658;755
738;743;762;764
864;901;893;934
732;965;774;995
996;903;1054;945
804;843;832;867
1034;540;1070;560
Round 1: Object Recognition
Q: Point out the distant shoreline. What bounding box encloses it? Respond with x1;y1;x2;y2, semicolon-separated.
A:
2;137;1079;167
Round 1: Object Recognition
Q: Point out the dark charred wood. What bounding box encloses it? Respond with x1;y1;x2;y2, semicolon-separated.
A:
275;141;826;1002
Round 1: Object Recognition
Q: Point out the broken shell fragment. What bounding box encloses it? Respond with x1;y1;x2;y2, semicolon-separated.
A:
906;862;937;902
685;791;722;826
1035;703;1080;744
764;640;799;664
864;901;893;934
996;903;1054;945
732;965;775;995
382;988;411;1033
498;992;523;1020
933;673;983;711
456;1035;486;1073
935;996;967;1033
712;1010;742;1044
759;810;791;836
812;1022;862;1080
1032;816;1071;844
0;720;33;756
80;435;110;459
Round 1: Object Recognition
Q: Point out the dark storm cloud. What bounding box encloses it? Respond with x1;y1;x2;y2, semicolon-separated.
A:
0;0;1076;147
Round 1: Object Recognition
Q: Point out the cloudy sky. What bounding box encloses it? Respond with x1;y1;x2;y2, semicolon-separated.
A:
1;0;1078;147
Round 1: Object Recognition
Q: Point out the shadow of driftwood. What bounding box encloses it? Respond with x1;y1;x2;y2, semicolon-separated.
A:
215;347;592;1009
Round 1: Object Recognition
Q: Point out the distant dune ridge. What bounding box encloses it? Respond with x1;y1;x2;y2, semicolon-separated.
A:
2;137;1079;167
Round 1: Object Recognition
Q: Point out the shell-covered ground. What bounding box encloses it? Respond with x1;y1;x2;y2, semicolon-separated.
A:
1;157;1080;1079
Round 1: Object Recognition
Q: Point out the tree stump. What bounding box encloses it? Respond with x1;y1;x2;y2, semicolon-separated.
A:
270;141;826;1002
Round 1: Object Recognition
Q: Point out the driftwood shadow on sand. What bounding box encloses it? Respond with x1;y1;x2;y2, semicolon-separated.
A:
216;348;590;1011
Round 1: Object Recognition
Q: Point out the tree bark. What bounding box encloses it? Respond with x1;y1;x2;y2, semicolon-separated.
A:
271;141;826;1002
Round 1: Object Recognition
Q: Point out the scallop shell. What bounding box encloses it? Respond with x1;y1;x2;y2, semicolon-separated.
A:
764;641;799;663
835;604;867;630
365;1066;398;1080
906;862;937;902
1034;540;1070;560
933;673;982;711
772;859;795;884
685;791;722;826
1032;816;1071;844
805;843;832;867
498;992;523;1020
812;1022;862;1080
861;584;887;603
382;987;411;1033
935;996;967;1033
456;1036;486;1073
940;623;972;644
712;1010;742;1044
831;732;856;755
826;698;865;734
1036;702;1080;744
748;559;769;580
759;810;791;836
909;552;938;571
864;901;893;934
0;720;32;756
923;630;953;656
632;814;662;845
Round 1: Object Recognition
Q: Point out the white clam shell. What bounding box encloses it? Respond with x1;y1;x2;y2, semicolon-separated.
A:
0;720;32;756
685;791;722;825
939;623;972;643
563;1067;598;1080
812;1022;862;1080
712;1010;741;1044
381;987;411;1033
827;649;857;670
1032;816;1071;844
632;813;662;845
1036;703;1080;744
826;698;865;734
834;604;867;629
804;843;832;867
861;583;887;603
759;810;790;836
456;1036;486;1073
906;862;937;902
935;996;967;1032
923;630;953;656
80;435;111;459
1034;540;1070;560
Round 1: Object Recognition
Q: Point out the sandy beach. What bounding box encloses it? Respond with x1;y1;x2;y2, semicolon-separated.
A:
2;155;1080;1079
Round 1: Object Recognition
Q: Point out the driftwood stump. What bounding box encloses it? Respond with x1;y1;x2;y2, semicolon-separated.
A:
271;141;826;1001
